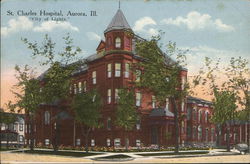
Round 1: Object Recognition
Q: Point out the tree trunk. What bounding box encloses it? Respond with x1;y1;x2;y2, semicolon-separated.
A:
171;97;179;153
53;119;60;152
30;118;34;151
83;127;90;153
226;123;230;152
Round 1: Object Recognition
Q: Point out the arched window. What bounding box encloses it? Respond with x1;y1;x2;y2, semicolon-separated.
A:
115;37;121;48
198;125;202;140
44;111;50;125
198;110;202;123
205;111;209;123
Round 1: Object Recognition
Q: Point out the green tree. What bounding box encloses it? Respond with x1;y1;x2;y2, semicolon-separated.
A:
134;35;188;153
10;65;43;151
193;56;249;151
115;88;138;150
71;89;102;153
212;89;237;151
22;34;82;151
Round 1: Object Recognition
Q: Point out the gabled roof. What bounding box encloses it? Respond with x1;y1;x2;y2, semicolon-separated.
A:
104;9;132;33
150;108;174;117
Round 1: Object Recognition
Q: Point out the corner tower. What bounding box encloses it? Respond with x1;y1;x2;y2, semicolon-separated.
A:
104;9;134;52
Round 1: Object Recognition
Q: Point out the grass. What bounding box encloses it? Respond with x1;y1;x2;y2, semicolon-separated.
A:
0;147;17;151
13;150;102;157
136;151;209;156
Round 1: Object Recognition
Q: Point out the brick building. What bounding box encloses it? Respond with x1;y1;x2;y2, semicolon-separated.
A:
25;9;249;148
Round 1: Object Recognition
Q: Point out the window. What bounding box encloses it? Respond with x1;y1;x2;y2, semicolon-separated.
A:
76;139;81;146
107;138;111;146
187;126;191;138
44;111;50;125
107;63;112;78
193;108;197;121
234;133;237;142
181;121;185;133
92;71;96;84
187;108;191;120
107;117;111;130
107;89;111;104
25;124;27;133
198;110;202;123
78;82;82;93
29;124;31;134
205;128;209;142
124;63;130;78
136;119;141;130
83;81;87;92
69;85;72;94
45;139;50;145
14;123;18;132
165;98;169;110
19;135;24;142
181;76;186;90
115;63;121;77
114;138;121;147
74;84;77;94
136;139;141;147
19;123;23;131
152;95;156;108
136;92;141;107
115;89;119;103
198;125;202;140
115;37;121;48
181;101;185;112
135;70;141;82
54;122;56;130
224;134;227;141
91;139;95;146
205;111;209;123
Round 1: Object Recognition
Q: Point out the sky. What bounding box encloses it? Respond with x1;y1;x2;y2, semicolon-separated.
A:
1;0;250;109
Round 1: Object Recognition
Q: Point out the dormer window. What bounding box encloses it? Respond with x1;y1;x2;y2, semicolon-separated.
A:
115;37;121;48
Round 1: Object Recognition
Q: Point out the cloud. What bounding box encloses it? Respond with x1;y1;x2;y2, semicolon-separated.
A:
86;32;101;41
1;16;34;36
161;11;234;32
33;21;79;32
133;17;159;37
1;16;79;37
182;45;249;74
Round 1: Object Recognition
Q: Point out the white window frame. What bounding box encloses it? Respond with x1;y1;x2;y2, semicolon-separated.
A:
107;138;111;146
114;138;121;147
78;82;82;93
107;89;111;104
136;92;141;107
181;101;185;112
107;63;112;78
45;139;49;145
115;37;121;48
115;89;119;103
152;95;156;108
124;63;130;78
91;139;95;147
92;71;96;84
44;111;50;125
76;139;81;146
115;63;121;77
74;83;77;94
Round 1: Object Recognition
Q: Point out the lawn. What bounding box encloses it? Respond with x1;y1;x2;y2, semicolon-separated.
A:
136;151;209;156
0;147;17;151
13;150;102;157
93;154;134;161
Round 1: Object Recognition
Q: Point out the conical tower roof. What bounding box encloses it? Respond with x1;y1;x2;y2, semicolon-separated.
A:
104;9;132;33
